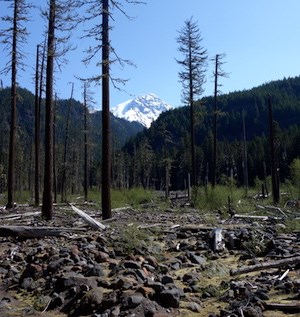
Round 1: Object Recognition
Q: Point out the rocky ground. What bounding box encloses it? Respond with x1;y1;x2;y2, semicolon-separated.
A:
0;198;300;317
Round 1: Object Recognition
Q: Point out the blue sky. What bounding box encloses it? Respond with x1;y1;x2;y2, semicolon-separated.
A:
1;0;300;109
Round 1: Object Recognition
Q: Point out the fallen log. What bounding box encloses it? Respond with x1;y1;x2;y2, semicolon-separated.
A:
0;211;41;220
70;204;106;230
0;225;86;239
230;255;300;276
232;214;282;221
264;302;300;313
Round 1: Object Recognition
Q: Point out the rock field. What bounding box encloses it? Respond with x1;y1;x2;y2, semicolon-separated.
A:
0;202;300;317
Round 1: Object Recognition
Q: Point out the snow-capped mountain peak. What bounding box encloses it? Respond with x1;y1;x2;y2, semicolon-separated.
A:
112;93;173;128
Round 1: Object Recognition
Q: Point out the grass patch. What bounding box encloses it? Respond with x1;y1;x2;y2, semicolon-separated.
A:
192;185;253;213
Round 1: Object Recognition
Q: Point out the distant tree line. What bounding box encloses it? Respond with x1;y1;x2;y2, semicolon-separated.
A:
0;75;300;203
122;76;300;192
1;0;300;217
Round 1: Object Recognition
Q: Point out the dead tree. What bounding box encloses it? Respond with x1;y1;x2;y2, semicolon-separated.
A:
211;54;227;187
267;95;280;204
176;17;207;187
83;81;90;202
42;0;55;220
34;45;40;207
61;83;74;202
0;0;31;208
81;0;144;219
42;0;80;219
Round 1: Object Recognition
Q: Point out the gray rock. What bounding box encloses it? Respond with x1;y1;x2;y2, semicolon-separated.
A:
161;275;174;285
123;260;142;270
85;264;104;277
75;286;103;316
182;272;200;284
145;281;164;293
55;272;98;292
186;251;206;265
157;288;181;308
186;302;202;312
123;293;144;308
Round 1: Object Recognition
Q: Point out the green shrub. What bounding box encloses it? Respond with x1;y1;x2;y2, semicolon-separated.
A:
290;158;300;198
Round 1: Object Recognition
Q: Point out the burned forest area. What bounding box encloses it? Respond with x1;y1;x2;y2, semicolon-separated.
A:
0;61;300;317
1;1;300;316
0;193;300;317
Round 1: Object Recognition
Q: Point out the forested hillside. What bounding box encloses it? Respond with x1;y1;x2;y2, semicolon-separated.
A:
0;76;300;195
123;76;300;190
0;87;143;193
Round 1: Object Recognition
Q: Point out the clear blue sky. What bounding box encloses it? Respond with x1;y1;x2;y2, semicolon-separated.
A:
1;0;300;109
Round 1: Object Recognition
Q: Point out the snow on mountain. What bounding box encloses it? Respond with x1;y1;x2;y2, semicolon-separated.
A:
112;93;173;128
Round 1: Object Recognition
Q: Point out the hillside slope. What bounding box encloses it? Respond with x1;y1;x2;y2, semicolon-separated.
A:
123;76;300;189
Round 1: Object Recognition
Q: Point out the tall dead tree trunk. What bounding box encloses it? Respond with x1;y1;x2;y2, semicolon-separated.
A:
53;94;57;203
101;0;112;220
267;95;280;204
242;109;248;196
212;54;219;188
190;87;196;187
6;0;18;209
61;83;74;202
83;82;89;202
34;44;40;207
42;0;55;220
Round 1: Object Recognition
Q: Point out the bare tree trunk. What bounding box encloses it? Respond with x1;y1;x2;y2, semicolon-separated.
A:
6;0;18;209
53;94;57;203
101;0;112;220
34;45;40;206
242;109;248;196
267;95;280;204
189;80;196;187
61;83;74;202
83;82;88;202
212;54;218;188
42;0;55;220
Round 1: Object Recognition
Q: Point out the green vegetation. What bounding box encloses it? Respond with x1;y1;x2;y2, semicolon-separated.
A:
111;223;151;255
289;158;300;198
1;77;300;204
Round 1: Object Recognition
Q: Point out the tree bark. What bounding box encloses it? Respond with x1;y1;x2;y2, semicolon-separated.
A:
212;54;219;188
42;0;55;220
101;0;112;219
6;0;18;209
34;45;40;207
268;95;280;204
61;83;74;202
83;82;88;201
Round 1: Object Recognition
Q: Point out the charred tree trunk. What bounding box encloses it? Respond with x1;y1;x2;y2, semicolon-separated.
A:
101;0;112;220
42;0;55;220
83;82;89;202
242;109;248;195
6;0;18;209
61;83;74;202
212;54;219;188
267;95;280;204
53;94;57;203
34;44;40;206
189;76;196;187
